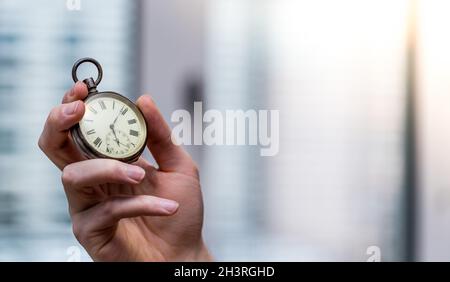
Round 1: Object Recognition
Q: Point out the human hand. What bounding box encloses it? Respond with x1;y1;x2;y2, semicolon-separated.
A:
38;82;211;261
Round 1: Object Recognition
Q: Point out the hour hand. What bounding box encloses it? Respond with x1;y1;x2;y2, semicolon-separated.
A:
109;124;120;146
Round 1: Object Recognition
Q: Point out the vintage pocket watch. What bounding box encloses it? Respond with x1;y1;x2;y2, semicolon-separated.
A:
70;58;147;163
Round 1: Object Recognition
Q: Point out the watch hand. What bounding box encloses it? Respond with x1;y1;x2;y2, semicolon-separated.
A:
114;134;130;148
108;110;123;146
112;114;120;125
109;124;120;147
118;141;130;148
112;107;124;125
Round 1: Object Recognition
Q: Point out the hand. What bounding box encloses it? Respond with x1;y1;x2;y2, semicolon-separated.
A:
38;82;212;261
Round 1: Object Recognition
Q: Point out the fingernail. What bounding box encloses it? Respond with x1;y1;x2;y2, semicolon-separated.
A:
126;165;145;182
159;199;179;213
64;101;79;115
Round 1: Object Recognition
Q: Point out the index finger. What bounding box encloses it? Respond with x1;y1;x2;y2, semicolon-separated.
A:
39;83;88;169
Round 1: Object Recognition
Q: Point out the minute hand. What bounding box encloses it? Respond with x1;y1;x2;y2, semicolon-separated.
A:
113;106;125;125
112;114;120;125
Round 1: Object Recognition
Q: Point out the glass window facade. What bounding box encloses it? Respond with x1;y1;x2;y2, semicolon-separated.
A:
0;0;138;261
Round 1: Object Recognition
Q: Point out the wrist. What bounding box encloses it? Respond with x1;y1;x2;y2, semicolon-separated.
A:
178;239;213;262
194;241;213;262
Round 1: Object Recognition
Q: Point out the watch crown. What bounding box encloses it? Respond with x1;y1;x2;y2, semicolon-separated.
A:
83;77;98;94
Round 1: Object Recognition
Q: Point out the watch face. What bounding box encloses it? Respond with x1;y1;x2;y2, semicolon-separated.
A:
78;92;147;160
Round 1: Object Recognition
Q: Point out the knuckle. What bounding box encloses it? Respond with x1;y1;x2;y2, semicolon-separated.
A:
38;106;63;152
102;200;114;214
61;165;76;187
37;135;46;151
64;87;75;100
188;160;200;179
107;160;127;179
72;218;86;243
102;199;118;220
48;106;61;125
136;195;151;209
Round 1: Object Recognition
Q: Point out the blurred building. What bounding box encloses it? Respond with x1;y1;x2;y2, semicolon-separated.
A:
416;0;450;261
0;0;138;261
202;0;407;261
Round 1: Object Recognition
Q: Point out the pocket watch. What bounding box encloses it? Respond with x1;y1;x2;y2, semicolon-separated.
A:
70;58;147;163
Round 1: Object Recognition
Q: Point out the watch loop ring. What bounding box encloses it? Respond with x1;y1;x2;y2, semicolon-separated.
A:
72;57;103;86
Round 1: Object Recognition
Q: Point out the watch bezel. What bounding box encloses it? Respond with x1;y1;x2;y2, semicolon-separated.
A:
70;91;148;164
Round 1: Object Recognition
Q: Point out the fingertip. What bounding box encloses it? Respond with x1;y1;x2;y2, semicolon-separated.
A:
159;199;179;214
137;94;155;110
74;81;88;98
125;164;146;183
137;95;164;130
63;82;88;103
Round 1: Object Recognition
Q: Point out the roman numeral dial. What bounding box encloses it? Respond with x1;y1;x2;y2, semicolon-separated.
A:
78;93;147;160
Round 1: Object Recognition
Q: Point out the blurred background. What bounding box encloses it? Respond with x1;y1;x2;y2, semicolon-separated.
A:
0;0;449;261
